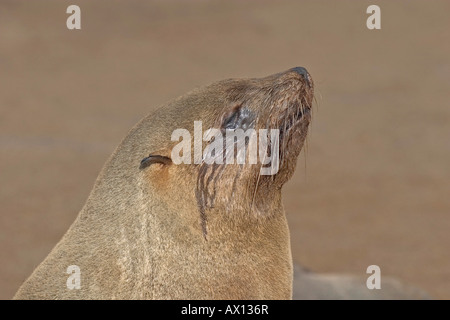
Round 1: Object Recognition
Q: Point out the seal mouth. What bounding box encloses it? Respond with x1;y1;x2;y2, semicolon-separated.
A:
280;104;310;135
277;94;312;141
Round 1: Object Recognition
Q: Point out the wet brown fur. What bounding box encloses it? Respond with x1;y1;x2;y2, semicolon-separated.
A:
14;68;313;299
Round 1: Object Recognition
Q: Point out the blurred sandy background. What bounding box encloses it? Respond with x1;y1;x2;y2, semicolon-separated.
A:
1;0;449;299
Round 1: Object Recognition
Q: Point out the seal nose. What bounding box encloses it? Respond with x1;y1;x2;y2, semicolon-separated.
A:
290;67;310;86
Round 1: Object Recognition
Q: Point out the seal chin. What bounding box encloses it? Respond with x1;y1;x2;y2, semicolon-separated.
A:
280;104;311;135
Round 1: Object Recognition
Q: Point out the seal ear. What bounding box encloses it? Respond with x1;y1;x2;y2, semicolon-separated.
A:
139;155;172;170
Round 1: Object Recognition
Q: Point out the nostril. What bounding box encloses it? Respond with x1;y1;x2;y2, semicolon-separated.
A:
290;67;310;86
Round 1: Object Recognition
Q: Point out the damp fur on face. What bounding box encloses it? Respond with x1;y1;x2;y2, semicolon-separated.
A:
195;70;314;238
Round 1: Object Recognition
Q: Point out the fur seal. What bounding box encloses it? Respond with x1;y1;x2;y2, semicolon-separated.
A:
14;67;313;299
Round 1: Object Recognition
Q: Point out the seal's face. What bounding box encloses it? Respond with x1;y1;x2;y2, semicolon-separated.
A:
220;67;313;182
140;67;313;237
196;67;313;235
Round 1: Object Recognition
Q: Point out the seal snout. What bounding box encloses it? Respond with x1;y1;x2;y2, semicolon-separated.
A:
289;66;311;87
271;67;313;140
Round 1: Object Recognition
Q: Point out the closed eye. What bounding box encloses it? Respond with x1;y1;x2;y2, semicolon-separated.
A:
222;106;255;131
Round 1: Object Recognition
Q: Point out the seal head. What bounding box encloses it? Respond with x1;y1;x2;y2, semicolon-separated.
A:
14;67;314;299
141;67;314;238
